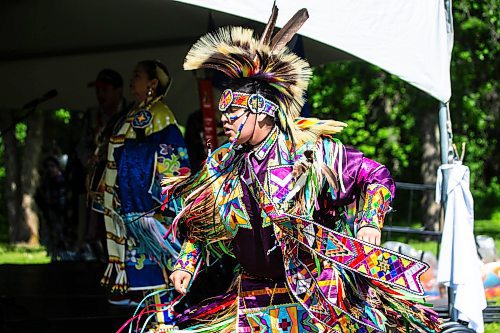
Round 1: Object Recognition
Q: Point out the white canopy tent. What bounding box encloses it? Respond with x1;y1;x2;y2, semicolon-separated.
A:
177;0;454;103
0;0;351;124
0;0;453;124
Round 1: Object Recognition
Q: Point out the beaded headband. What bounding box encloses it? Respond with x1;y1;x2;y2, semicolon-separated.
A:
218;89;278;118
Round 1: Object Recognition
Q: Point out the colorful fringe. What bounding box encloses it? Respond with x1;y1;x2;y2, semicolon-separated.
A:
159;122;439;332
124;213;182;269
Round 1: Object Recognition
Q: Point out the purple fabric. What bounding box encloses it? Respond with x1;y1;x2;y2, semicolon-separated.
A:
317;268;339;304
329;145;396;206
239;275;290;309
172;134;408;331
232;139;395;281
233;141;285;280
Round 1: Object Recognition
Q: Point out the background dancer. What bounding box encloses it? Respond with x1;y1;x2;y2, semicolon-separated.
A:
102;60;190;327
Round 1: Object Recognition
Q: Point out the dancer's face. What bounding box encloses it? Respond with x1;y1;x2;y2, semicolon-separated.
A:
221;106;254;144
221;106;273;145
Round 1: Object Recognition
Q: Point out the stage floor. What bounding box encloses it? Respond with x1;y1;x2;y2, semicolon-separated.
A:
0;262;130;333
4;261;494;332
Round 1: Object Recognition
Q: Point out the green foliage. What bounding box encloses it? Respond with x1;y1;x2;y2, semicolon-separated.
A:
308;0;499;218
309;63;425;178
0;211;48;264
53;108;71;124
0;244;50;264
475;218;500;240
0;139;6;235
15;122;27;144
449;0;499;218
0;137;4;179
486;323;500;333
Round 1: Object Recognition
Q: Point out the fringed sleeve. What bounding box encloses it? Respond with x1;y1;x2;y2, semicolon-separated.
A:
353;157;395;231
321;137;395;231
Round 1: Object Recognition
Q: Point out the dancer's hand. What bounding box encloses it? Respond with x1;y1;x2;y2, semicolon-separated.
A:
169;270;192;295
357;227;381;245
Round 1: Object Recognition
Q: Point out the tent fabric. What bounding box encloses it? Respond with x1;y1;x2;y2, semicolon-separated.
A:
0;0;350;118
176;0;453;102
436;164;486;333
0;0;452;117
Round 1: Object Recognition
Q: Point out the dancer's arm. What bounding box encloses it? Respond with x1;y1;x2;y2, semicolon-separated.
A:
170;238;202;294
353;156;394;245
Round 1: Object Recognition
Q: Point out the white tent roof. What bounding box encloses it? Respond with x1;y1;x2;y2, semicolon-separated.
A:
0;0;452;125
0;0;347;123
178;0;454;103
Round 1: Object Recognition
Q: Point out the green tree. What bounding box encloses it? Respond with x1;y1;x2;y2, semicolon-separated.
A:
449;0;499;219
0;108;73;245
308;0;499;225
0;110;44;245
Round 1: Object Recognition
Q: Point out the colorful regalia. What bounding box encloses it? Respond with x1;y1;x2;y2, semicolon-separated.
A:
102;91;190;298
152;4;440;333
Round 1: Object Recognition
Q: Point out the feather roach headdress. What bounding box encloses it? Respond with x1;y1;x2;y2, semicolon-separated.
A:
164;4;349;242
184;4;346;144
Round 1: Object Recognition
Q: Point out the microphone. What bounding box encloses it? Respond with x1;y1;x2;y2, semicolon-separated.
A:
1;89;59;136
22;89;58;109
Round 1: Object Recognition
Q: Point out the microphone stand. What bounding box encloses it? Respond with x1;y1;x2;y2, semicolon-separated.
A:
1;90;58;136
0;103;40;137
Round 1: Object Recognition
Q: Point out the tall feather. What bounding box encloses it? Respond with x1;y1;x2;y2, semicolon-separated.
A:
260;2;278;45
270;9;309;53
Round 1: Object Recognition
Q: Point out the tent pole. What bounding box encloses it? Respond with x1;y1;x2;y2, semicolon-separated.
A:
439;101;459;322
439;102;453;164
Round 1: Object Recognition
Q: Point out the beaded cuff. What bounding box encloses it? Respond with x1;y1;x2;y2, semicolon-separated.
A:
173;238;202;275
356;184;392;231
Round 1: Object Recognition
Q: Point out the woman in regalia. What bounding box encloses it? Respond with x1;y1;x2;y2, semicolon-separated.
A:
102;60;190;327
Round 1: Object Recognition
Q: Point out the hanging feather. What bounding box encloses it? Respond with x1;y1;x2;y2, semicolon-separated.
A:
321;162;339;192
291;149;313;178
285;149;315;214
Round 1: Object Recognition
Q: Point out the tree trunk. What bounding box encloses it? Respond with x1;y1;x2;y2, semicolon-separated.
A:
0;112;24;243
420;111;441;231
18;110;45;245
